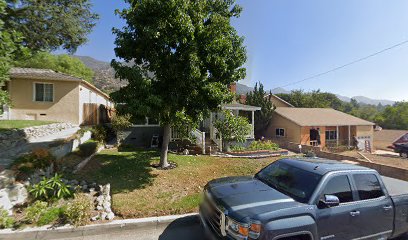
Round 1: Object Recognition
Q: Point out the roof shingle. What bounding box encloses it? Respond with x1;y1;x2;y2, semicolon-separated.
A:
275;107;375;126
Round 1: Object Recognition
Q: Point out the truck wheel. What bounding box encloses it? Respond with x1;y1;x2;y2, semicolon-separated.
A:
401;152;408;158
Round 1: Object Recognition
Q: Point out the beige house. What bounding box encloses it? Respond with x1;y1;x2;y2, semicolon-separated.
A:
265;107;375;150
1;68;113;125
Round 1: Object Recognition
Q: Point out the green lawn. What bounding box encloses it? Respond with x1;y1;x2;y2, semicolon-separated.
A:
0;120;55;130
73;148;281;218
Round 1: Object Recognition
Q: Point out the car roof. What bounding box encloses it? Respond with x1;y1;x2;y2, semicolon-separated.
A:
279;158;372;176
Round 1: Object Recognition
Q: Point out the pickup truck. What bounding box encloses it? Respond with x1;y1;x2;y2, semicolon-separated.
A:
199;158;408;240
394;143;408;158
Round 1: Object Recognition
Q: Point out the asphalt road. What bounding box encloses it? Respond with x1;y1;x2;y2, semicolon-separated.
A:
58;216;206;240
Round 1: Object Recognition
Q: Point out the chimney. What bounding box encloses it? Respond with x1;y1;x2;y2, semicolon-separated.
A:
229;82;237;93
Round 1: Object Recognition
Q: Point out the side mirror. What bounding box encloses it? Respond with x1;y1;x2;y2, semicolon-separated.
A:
320;195;340;208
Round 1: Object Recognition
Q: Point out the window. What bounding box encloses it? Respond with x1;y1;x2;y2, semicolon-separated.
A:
353;174;384;200
255;161;322;203
34;83;53;102
276;128;285;137
325;130;337;140
321;175;353;203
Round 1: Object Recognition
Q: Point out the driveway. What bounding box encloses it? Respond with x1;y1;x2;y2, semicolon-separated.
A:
59;216;206;240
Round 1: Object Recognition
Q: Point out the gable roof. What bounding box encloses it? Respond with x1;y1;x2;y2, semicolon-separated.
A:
10;67;110;100
266;94;294;107
275;107;375;126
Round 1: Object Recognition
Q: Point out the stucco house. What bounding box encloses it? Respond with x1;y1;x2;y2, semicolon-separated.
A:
0;68;113;125
265;107;375;150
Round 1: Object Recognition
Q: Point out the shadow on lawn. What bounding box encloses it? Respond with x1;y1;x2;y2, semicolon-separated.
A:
77;149;160;194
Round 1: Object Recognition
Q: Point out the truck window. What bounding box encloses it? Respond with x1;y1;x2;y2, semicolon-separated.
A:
352;174;384;200
320;175;353;203
255;162;321;203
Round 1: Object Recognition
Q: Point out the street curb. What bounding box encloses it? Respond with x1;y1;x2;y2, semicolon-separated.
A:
0;213;199;240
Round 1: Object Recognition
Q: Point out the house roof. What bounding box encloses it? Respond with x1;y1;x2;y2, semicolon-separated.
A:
222;103;261;111
266;94;294;107
10;67;110;100
275;107;375;126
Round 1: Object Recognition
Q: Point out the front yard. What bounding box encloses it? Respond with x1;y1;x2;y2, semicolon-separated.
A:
73;148;280;218
0;120;55;130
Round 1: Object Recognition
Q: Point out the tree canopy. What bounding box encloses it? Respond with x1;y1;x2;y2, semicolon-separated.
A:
112;0;247;167
245;82;275;138
0;0;23;106
15;52;94;83
3;0;98;53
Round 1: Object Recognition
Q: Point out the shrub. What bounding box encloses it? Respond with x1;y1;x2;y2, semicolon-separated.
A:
91;125;108;143
25;201;48;224
29;174;72;202
247;140;279;151
78;140;99;157
230;145;246;152
0;208;14;229
64;193;93;227
11;149;55;179
111;114;132;132
25;201;64;226
36;207;64;226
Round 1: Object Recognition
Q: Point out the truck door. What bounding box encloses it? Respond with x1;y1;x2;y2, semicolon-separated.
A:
350;173;394;239
316;174;361;239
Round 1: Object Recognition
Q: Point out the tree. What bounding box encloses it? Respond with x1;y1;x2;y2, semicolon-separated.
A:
16;52;94;83
245;82;275;138
0;0;23;107
3;0;98;53
213;110;251;144
112;0;247;168
376;102;408;130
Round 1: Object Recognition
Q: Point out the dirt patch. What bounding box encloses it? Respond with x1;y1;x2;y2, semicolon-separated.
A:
340;150;408;170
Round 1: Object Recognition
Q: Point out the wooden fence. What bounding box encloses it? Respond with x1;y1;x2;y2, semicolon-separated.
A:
83;103;113;126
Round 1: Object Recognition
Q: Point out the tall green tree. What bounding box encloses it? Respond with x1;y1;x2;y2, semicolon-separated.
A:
0;0;23;107
16;52;94;83
3;0;98;53
376;102;408;130
245;82;275;138
112;0;247;168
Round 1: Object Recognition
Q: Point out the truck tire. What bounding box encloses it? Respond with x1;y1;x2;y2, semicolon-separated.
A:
401;152;408;158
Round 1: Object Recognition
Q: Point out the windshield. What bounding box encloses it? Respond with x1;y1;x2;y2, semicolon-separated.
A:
255;161;322;203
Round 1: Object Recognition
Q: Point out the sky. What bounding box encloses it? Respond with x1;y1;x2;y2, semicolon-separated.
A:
73;0;408;101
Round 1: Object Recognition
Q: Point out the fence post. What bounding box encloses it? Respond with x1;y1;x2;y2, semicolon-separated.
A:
202;131;206;155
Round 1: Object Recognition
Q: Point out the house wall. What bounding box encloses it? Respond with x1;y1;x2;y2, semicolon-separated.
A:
8;78;80;124
121;126;163;148
78;83;112;124
270;95;293;108
266;113;301;143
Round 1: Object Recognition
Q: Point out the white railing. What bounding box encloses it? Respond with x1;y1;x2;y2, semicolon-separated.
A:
191;129;206;154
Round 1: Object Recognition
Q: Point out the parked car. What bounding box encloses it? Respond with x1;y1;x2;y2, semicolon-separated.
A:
200;158;408;240
394;143;408;158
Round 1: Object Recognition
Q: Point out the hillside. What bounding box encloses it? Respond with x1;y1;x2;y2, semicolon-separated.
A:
75;56;396;106
74;56;127;93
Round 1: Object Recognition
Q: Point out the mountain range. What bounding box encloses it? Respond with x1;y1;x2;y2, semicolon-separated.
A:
75;55;396;106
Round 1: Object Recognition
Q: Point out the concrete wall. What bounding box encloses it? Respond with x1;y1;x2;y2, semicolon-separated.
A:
121;126;163;148
8;78;80;124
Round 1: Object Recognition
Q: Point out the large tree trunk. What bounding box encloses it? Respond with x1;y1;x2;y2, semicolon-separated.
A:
160;123;171;168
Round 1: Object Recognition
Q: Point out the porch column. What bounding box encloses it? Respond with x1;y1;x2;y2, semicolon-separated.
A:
251;111;255;138
348;125;351;148
336;126;339;147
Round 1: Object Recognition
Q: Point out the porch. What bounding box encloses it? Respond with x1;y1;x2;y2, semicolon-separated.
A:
300;125;358;148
